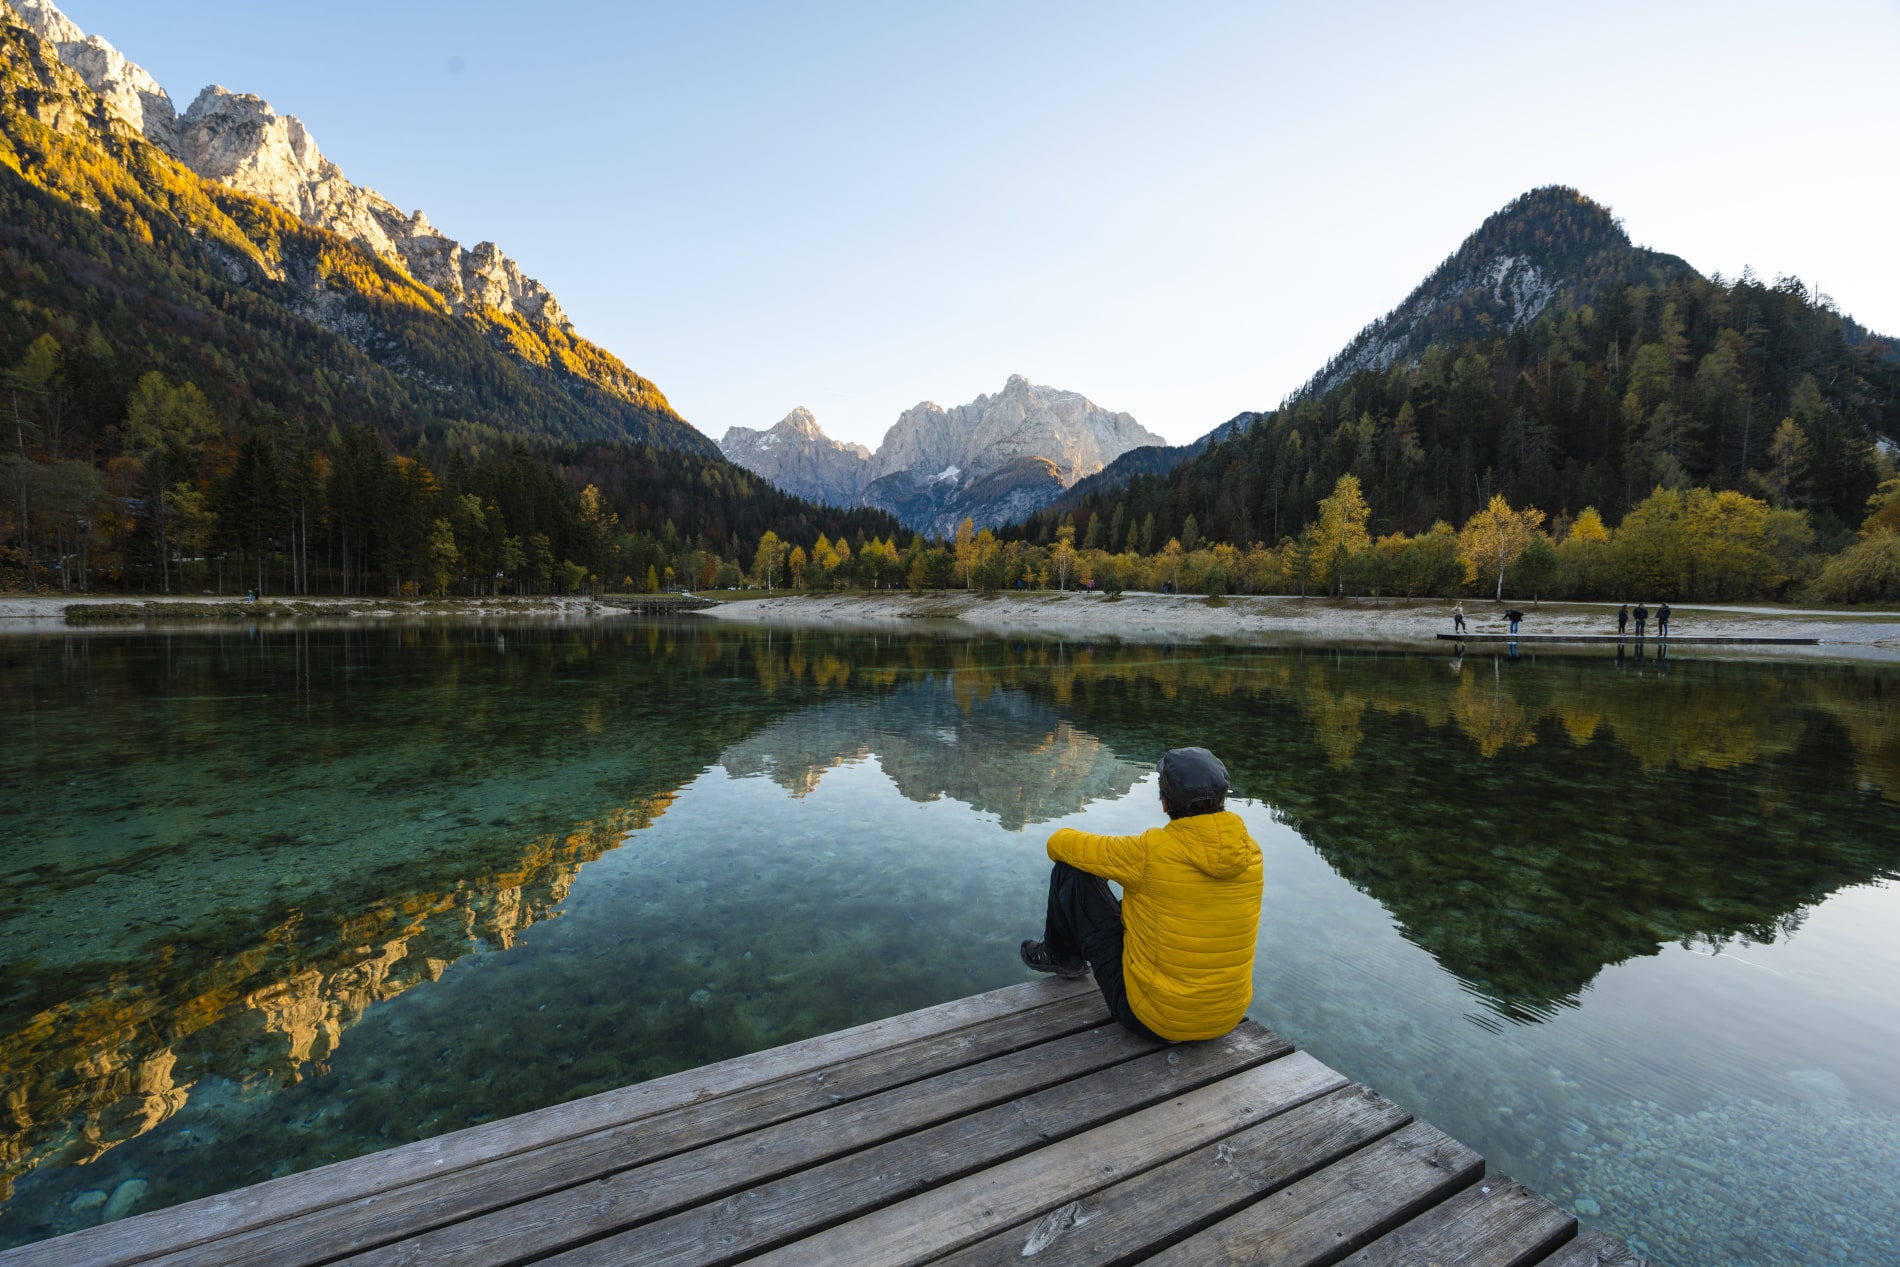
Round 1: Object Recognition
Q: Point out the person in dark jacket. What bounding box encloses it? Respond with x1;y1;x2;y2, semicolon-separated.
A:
1617;604;1629;636
1657;602;1672;637
1505;608;1524;635
1633;602;1649;637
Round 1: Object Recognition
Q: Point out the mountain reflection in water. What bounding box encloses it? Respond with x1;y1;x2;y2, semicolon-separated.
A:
721;679;1149;829
2;623;1898;1262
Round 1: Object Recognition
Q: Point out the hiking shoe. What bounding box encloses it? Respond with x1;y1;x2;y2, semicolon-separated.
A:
1020;939;1089;979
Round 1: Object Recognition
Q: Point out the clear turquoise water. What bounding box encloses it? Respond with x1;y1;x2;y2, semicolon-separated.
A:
1;621;1897;1264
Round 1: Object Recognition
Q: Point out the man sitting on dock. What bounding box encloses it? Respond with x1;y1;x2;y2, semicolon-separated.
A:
1021;747;1265;1042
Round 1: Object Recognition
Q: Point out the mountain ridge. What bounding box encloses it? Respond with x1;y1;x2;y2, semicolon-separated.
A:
0;0;714;455
1006;189;1898;550
13;0;573;332
719;374;1163;534
1297;187;1693;399
1045;188;1706;514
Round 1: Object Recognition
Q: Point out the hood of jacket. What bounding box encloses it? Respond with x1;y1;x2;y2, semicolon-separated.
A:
1168;810;1255;880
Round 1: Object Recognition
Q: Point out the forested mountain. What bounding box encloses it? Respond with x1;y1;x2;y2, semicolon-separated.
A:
1016;190;1899;554
1298;187;1694;399
0;4;705;453
0;4;900;595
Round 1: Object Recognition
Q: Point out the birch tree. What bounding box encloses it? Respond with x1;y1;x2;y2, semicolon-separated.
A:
1458;493;1545;601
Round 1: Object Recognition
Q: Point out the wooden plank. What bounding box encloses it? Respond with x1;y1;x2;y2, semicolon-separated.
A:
737;1037;1333;1267
0;977;1092;1267
1143;1121;1484;1266
1532;1228;1649;1267
931;1083;1413;1267
335;1020;1175;1267
560;1028;1303;1267
1432;633;1818;645
1338;1175;1575;1267
126;992;1113;1267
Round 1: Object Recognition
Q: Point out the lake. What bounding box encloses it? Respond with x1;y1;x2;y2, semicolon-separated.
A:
1;619;1897;1265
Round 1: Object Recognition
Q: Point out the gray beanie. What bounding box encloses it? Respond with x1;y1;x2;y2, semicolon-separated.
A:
1156;747;1229;811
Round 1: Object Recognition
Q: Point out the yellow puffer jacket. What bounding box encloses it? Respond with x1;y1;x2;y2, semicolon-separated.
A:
1047;810;1264;1041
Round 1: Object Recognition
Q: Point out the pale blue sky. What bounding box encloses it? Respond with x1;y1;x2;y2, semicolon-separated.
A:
54;0;1900;449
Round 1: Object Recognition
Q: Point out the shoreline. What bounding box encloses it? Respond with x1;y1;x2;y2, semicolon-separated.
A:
0;594;625;627
4;590;1899;660
692;591;1900;661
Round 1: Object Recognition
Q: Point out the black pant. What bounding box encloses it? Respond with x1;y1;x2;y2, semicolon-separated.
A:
1042;862;1168;1042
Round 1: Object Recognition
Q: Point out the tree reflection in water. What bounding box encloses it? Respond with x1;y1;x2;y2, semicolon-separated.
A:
2;623;1896;1247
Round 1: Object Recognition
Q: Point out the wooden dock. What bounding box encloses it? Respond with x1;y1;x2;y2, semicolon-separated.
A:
0;978;1646;1267
600;594;717;614
1435;632;1818;645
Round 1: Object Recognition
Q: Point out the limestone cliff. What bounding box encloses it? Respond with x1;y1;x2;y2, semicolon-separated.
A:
719;376;1163;532
868;374;1160;489
718;407;873;508
13;0;567;328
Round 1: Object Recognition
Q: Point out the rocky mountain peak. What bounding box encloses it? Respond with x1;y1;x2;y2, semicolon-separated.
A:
718;377;1163;533
14;0;177;143
1300;185;1689;398
12;0;570;330
717;408;873;508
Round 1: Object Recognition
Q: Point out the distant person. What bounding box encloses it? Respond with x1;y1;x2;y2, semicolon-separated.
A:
1021;747;1263;1043
1452;602;1467;634
1657;602;1672;638
1633;602;1649;638
1505;607;1524;635
1617;604;1629;636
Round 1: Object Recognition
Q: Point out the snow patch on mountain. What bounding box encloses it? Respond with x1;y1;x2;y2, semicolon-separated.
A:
719;376;1162;531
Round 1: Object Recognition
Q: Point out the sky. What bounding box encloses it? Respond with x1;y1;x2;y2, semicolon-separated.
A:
52;0;1900;450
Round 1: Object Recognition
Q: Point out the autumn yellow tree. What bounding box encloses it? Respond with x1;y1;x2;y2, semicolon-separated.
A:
953;517;978;589
1865;476;1900;534
1458;493;1545;600
1311;474;1372;595
752;529;786;590
1051;524;1078;591
1556;506;1611;596
1156;538;1185;591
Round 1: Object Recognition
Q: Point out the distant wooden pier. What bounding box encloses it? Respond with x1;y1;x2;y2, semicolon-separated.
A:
0;978;1646;1267
1435;632;1818;645
601;594;717;614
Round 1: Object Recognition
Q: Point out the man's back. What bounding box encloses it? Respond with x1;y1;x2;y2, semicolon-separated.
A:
1047;810;1263;1041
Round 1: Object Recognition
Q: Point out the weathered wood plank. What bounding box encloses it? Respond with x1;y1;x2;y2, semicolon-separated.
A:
336;1021;1175;1267
437;1031;1291;1267
1536;1228;1650;1266
1143;1121;1484;1266
1338;1174;1574;1267
736;1037;1332;1267
0;977;1091;1267
931;1083;1413;1267
127;992;1112;1267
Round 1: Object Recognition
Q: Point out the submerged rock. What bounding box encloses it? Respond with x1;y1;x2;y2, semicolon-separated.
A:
102;1178;147;1222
